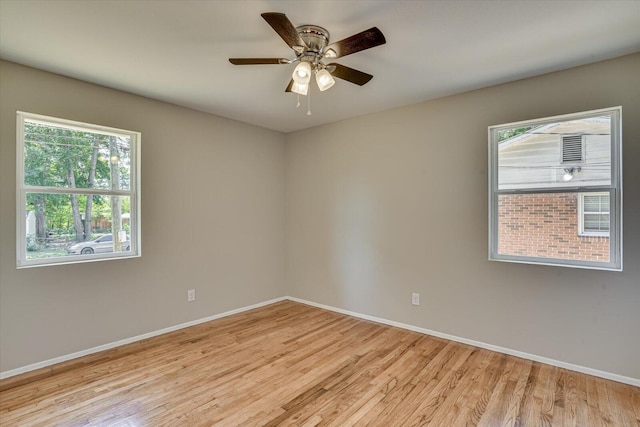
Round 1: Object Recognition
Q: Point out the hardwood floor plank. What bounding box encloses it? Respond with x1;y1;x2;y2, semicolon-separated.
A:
412;348;492;426
446;350;503;426
400;346;478;426
499;359;533;427
454;351;505;425
476;355;521;426
537;363;560;426
512;360;540;427
1;301;638;426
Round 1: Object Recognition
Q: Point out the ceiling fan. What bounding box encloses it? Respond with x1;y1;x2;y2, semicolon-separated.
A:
229;12;386;96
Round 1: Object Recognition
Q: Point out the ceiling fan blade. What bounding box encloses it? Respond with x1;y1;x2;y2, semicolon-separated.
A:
324;27;386;59
261;12;307;51
229;58;290;65
285;79;294;92
328;63;373;86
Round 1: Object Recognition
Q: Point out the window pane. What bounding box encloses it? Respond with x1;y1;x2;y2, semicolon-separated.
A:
24;120;131;190
25;193;132;260
497;115;611;190
583;194;609;213
498;192;609;262
584;213;610;232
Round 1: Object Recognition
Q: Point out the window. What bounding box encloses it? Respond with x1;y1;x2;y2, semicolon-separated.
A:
17;112;141;267
579;193;610;236
488;107;621;270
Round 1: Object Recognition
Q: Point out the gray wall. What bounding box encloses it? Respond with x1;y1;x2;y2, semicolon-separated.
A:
0;61;286;372
285;54;640;379
2;55;639;380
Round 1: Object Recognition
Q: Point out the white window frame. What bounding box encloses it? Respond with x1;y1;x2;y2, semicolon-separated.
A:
488;107;622;271
578;192;610;237
16;112;141;268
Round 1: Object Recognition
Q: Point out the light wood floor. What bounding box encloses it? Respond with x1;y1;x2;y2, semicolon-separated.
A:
1;301;638;426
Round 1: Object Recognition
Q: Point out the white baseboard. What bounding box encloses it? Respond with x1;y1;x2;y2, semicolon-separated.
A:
0;296;287;380
2;295;638;388
284;296;640;388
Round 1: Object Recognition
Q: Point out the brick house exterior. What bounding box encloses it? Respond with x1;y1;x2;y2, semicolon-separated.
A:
498;193;609;262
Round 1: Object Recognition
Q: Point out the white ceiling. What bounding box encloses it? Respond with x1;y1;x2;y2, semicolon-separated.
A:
1;0;639;133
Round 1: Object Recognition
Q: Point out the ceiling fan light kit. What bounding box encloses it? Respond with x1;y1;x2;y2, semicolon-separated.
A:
229;12;386;104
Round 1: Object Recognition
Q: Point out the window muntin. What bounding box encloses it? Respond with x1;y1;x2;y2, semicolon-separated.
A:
17;112;140;267
489;107;621;271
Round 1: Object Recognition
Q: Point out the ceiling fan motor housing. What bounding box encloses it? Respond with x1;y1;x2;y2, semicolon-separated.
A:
296;25;329;66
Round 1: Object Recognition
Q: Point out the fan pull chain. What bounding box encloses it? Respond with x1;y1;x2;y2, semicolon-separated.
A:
307;84;312;116
296;94;301;108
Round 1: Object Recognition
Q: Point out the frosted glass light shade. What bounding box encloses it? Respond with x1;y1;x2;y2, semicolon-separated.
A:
291;81;309;95
292;62;311;84
316;69;335;91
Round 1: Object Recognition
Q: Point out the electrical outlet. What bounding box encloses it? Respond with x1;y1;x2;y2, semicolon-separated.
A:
412;292;420;306
187;289;196;302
